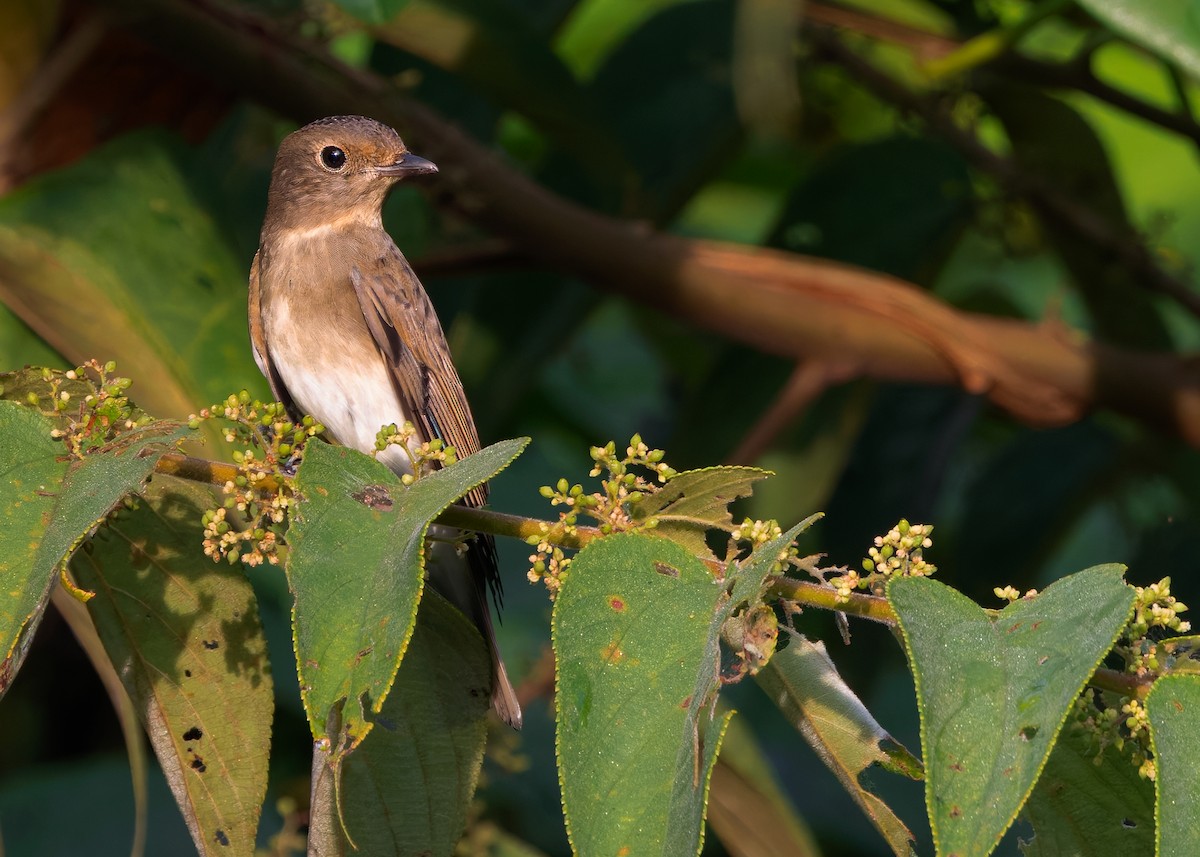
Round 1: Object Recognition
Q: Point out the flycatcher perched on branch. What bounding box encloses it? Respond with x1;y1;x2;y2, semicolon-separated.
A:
248;115;521;729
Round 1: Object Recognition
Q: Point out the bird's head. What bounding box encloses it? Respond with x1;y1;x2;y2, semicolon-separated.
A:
263;115;437;233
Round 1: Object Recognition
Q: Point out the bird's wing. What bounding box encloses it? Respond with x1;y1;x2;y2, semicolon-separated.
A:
351;244;515;724
248;250;298;415
348;245;488;509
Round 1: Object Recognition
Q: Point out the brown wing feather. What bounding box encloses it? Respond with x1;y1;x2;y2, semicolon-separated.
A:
348;246;487;510
248;250;297;414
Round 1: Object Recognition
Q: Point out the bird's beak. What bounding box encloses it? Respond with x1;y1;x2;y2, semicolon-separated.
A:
375;152;438;177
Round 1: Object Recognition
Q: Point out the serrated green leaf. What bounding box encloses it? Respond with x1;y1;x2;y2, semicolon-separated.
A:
0;401;191;699
631;466;771;560
72;479;272;857
554;533;728;857
755;636;919;856
1076;1;1200;80
287;437;527;754
889;565;1135;857
1020;725;1153;857
0;402;66;696
313;589;490;856
1146;674;1200;856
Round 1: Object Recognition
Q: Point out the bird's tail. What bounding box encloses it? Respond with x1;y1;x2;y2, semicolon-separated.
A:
479;603;523;730
427;531;523;729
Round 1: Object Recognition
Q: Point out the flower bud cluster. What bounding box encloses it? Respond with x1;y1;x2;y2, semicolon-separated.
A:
992;585;1038;602
373;421;458;485
1072;689;1158;780
828;519;937;602
191;393;323;568
527;435;675;596
40;360;153;457
1072;576;1192;781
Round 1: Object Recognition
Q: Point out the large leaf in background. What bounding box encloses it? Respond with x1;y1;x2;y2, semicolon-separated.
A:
984;86;1171;350
72;478;272;857
288;438;527;756
756;636;920;856
554;533;730;856
768;136;972;282
889;566;1135;857
0;303;61;369
0;400;191;700
1146;674;1200;855
589;0;740;221
1076;0;1200;80
309;589;490;857
1020;725;1153;857
0;131;266;433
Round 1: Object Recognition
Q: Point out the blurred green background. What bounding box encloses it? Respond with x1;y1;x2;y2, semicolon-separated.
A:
1;0;1198;854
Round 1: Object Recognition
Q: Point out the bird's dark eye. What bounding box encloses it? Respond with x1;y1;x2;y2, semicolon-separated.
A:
320;146;347;170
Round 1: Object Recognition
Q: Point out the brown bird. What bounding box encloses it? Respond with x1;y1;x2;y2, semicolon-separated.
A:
248;115;521;729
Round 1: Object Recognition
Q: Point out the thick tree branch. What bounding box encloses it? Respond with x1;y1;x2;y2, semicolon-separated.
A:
97;0;1200;445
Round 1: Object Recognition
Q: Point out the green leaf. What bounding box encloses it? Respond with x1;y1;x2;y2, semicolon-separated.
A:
631;465;771;560
755;636;919;856
0;401;191;699
0;402;66;696
287;437;527;754
554;533;730;856
315;589;491;856
1075;0;1200;80
1146;674;1200;855
889;565;1135;857
0;302;61;370
0;131;267;440
71;478;272;857
1020;725;1154;857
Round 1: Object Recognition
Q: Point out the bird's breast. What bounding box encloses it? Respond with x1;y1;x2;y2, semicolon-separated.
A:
258;231;415;476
